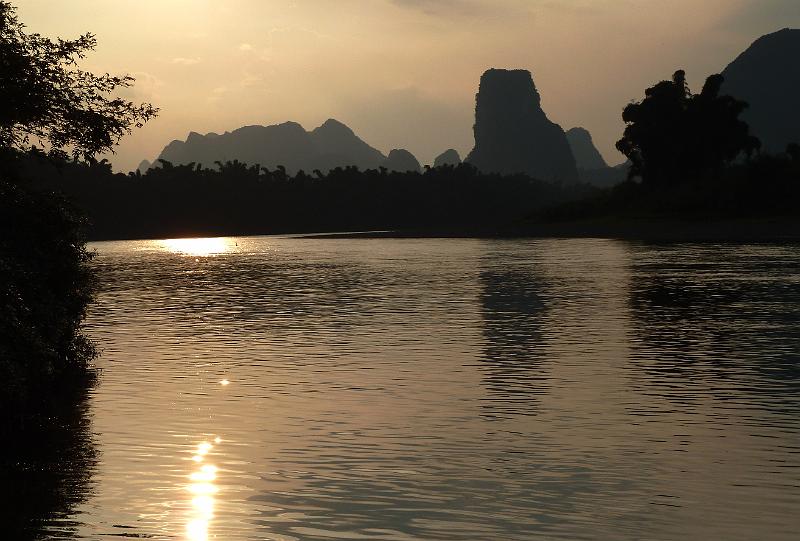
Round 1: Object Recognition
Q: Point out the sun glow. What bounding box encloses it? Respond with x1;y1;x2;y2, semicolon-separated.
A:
187;440;221;541
190;465;218;483
160;237;232;257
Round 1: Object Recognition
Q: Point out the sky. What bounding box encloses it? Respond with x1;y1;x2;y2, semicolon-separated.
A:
13;0;800;172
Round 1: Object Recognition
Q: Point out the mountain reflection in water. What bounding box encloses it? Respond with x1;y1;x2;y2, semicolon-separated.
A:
8;238;800;540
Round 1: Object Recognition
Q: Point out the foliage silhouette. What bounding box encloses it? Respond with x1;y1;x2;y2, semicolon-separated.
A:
787;143;800;162
1;165;96;415
1;3;155;532
534;70;796;228
1;0;155;429
616;70;760;185
534;70;798;231
535;150;800;229
20;157;596;240
0;2;157;160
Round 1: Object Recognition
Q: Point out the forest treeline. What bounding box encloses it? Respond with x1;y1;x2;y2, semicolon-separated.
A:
536;71;800;223
21;68;800;241
23;142;800;242
537;150;800;223
22;156;598;239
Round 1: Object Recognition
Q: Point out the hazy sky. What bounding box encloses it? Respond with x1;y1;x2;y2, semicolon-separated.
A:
14;0;800;171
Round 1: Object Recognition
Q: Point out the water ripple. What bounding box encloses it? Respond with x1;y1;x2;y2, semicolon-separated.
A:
26;237;800;540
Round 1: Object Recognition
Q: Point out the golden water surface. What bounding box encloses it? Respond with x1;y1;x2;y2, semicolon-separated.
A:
26;238;800;540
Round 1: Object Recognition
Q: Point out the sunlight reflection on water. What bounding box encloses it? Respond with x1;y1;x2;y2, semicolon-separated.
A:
31;237;800;541
188;443;221;540
160;237;233;257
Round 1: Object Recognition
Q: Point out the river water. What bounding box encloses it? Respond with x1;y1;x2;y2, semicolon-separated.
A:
27;237;800;540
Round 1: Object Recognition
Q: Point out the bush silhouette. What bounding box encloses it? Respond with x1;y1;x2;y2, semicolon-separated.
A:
0;2;157;160
0;1;156;428
616;70;760;185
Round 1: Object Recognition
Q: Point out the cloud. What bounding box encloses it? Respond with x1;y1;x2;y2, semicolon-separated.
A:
240;72;264;88
389;0;485;16
171;57;202;66
115;71;164;102
208;86;229;103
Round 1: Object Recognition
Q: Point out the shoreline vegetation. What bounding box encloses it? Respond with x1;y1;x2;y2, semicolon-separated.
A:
0;0;148;529
21;146;800;243
20;66;800;245
1;0;153;441
1;167;100;537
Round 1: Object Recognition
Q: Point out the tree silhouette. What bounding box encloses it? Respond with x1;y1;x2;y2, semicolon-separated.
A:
0;1;157;160
787;143;800;162
616;70;760;185
1;0;156;432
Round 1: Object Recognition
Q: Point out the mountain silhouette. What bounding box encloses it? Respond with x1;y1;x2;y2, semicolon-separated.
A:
137;159;152;174
466;69;579;183
382;149;422;173
309;119;386;171
433;149;462;167
154;119;387;174
721;28;800;153
566;128;607;170
565;127;627;186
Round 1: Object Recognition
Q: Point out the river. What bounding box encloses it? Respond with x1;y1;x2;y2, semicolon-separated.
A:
26;237;800;540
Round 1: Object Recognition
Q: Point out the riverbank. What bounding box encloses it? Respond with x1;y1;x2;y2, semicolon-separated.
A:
84;216;800;243
301;217;800;242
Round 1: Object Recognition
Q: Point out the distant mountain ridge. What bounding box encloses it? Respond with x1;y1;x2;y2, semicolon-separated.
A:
153;119;420;174
566;127;627;186
383;149;422;173
309;119;386;171
721;28;800;154
434;149;461;167
147;28;799;184
566;128;607;170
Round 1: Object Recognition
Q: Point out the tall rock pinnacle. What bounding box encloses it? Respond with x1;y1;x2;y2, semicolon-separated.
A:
466;69;578;183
